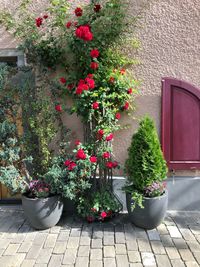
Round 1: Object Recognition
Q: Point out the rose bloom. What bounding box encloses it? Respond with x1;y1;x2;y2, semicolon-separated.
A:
112;161;118;168
68;162;77;171
66;21;72;28
109;77;115;83
35;17;43;27
75;140;81;146
55;104;62;112
101;211;107;218
98;129;104;136
60;77;66;84
64;160;71;166
90;156;97;163
123;101;129;110
75;25;93;41
115;113;121;120
92;102;99;109
127;88;133;94
87;73;93;79
90;49;99;58
94;4;101;12
74;7;83;16
120;68;126;75
76;149;86;160
78;79;85;85
106;161;113;169
87;216;95;223
90;62;99;70
85;78;95;89
67;83;74;90
43;14;48;19
106;133;113;141
75;86;83;95
102;152;110;159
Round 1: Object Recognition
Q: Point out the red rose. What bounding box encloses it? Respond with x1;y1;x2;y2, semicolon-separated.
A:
66;21;72;28
82;84;89;91
92;102;99;109
64;160;71;166
55;105;62;112
74;7;83;17
127;88;133;94
112;161;118;168
123;101;129;110
101;211;107;218
85;78;95;89
115;113;121;120
78;79;85;85
75;140;81;146
87;74;93;78
67;83;74;90
109;77;115;83
60;77;66;84
75;25;93;41
75;86;83;95
43;14;48;19
76;149;86;160
94;4;101;12
68;162;77;171
102;152;110;159
90;156;97;163
97;129;104;140
106;161;113;169
105;133;113;141
35;17;43;27
120;68;126;75
107;210;112;217
84;31;93;41
90;62;99;70
87;216;95;223
90;49;99;58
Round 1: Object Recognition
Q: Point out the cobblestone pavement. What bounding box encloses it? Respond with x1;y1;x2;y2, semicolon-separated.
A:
1;207;200;267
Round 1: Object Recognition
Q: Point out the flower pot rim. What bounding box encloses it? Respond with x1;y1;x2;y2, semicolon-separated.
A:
127;189;168;200
22;193;61;201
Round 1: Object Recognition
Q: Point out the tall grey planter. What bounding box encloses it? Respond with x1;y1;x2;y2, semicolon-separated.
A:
126;191;168;229
22;195;63;230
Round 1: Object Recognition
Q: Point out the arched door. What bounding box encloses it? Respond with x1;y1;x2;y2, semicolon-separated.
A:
162;77;200;170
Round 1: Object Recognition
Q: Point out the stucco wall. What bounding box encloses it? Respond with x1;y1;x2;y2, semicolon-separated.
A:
1;0;200;176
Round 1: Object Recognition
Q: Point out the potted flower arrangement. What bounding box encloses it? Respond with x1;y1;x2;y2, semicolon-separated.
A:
124;116;168;229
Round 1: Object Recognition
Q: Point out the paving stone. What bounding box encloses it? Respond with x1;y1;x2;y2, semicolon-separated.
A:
3;243;20;255
90;248;102;260
141;252;156;266
115;232;125;244
147;229;161;241
50;226;61;234
126;240;138;250
93;228;103;239
82;226;92;237
36;248;52;264
179;249;195;261
91;238;102;248
67;237;80;248
70;228;82;237
24;232;37;242
165;216;175;225
157;224;169;235
34;263;47;267
63;248;77;265
193;251;200;264
44;234;58;248
18;241;32;253
129;263;143;267
173;238;188;249
151;241;166;254
116;254;129;267
138;239;152;252
171;259;185;267
128;250;141;263
103;245;115;257
90;260;103;267
180;228;196;241
103;225;115;236
185;262;199;267
134;226;148;239
57;231;70;241
78;245;90;257
124;223;136;240
21;259;35;267
166;247;180;259
12;233;26;243
53;241;67;254
187;241;200;252
26;245;42;259
167;226;182;238
155;254;171;267
75;257;89;267
33;233;48;245
103;257;116;267
115;243;126;254
0;254;26;267
160;235;174;247
48;254;63;267
189;225;200;235
80;236;91;246
103;235;115;245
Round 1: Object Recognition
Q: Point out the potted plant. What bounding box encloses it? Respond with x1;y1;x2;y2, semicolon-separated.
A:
124;116;168;229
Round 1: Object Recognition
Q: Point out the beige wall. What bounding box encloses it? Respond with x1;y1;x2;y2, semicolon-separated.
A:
1;0;200;176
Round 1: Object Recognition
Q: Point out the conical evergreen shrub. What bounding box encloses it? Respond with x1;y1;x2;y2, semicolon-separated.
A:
125;116;168;194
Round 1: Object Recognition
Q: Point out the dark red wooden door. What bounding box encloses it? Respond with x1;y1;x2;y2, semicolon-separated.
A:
162;77;200;170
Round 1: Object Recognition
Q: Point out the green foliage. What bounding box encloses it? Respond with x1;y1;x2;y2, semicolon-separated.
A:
124;116;168;208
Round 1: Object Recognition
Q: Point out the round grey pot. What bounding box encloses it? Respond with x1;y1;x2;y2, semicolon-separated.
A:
22;194;64;230
126;191;168;229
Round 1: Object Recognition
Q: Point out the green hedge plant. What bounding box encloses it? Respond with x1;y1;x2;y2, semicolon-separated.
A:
124;116;168;209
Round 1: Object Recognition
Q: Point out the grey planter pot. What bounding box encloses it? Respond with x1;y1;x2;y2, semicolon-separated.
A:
126;190;168;229
22;194;64;230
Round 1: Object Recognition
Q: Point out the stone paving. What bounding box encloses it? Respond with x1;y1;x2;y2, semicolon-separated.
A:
1;207;200;267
